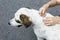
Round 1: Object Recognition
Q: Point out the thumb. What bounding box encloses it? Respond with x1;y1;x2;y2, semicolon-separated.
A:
41;10;46;17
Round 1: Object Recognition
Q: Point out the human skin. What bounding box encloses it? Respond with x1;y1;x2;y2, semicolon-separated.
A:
39;0;60;26
43;16;60;26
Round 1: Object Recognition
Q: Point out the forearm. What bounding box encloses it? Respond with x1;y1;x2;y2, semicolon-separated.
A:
39;0;60;17
44;0;60;8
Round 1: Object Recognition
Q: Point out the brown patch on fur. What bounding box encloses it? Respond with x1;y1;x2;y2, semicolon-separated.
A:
20;14;32;28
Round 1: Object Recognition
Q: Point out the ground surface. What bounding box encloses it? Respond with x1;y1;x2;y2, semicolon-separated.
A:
0;0;60;40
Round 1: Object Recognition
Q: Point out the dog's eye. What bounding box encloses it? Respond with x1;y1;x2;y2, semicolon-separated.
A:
16;20;20;23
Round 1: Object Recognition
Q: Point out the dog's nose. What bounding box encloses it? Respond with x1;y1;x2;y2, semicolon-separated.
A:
17;25;22;27
8;22;11;25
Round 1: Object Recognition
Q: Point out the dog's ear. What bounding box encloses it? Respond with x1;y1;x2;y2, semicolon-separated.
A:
20;14;32;28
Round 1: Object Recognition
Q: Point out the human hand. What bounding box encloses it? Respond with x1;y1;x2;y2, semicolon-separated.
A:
43;16;60;26
39;4;49;17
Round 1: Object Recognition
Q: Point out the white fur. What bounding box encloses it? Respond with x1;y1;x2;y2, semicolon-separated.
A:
10;7;60;40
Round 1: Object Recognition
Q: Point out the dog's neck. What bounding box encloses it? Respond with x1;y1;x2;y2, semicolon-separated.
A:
25;9;54;29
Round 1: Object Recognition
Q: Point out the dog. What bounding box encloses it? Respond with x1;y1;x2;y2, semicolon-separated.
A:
8;7;60;40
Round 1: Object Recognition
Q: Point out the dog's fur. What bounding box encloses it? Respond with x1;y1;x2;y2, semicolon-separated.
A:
9;7;60;40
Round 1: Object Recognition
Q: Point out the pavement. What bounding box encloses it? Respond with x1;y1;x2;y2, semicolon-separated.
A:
0;0;60;40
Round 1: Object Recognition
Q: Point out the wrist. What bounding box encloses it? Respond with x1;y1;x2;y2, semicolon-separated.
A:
55;16;60;24
43;4;49;8
42;4;49;11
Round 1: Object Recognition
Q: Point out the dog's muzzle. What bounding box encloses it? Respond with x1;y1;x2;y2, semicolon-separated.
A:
8;22;22;27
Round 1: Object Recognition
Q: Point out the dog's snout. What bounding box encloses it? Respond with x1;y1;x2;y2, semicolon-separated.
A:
8;22;11;25
17;25;22;27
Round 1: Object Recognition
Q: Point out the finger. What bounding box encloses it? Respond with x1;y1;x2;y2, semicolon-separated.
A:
44;21;54;26
42;9;45;17
39;9;43;16
45;24;51;26
40;9;45;17
43;20;49;24
43;17;52;21
43;20;53;23
43;21;49;24
39;8;45;17
43;21;51;25
43;19;51;22
45;17;52;19
43;21;50;25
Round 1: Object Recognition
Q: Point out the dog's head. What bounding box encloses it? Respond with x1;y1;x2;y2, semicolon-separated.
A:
8;7;32;28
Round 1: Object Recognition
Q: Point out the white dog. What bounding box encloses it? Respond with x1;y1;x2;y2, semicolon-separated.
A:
8;7;60;40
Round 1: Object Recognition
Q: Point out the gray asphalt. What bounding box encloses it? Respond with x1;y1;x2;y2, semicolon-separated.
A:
0;0;60;40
